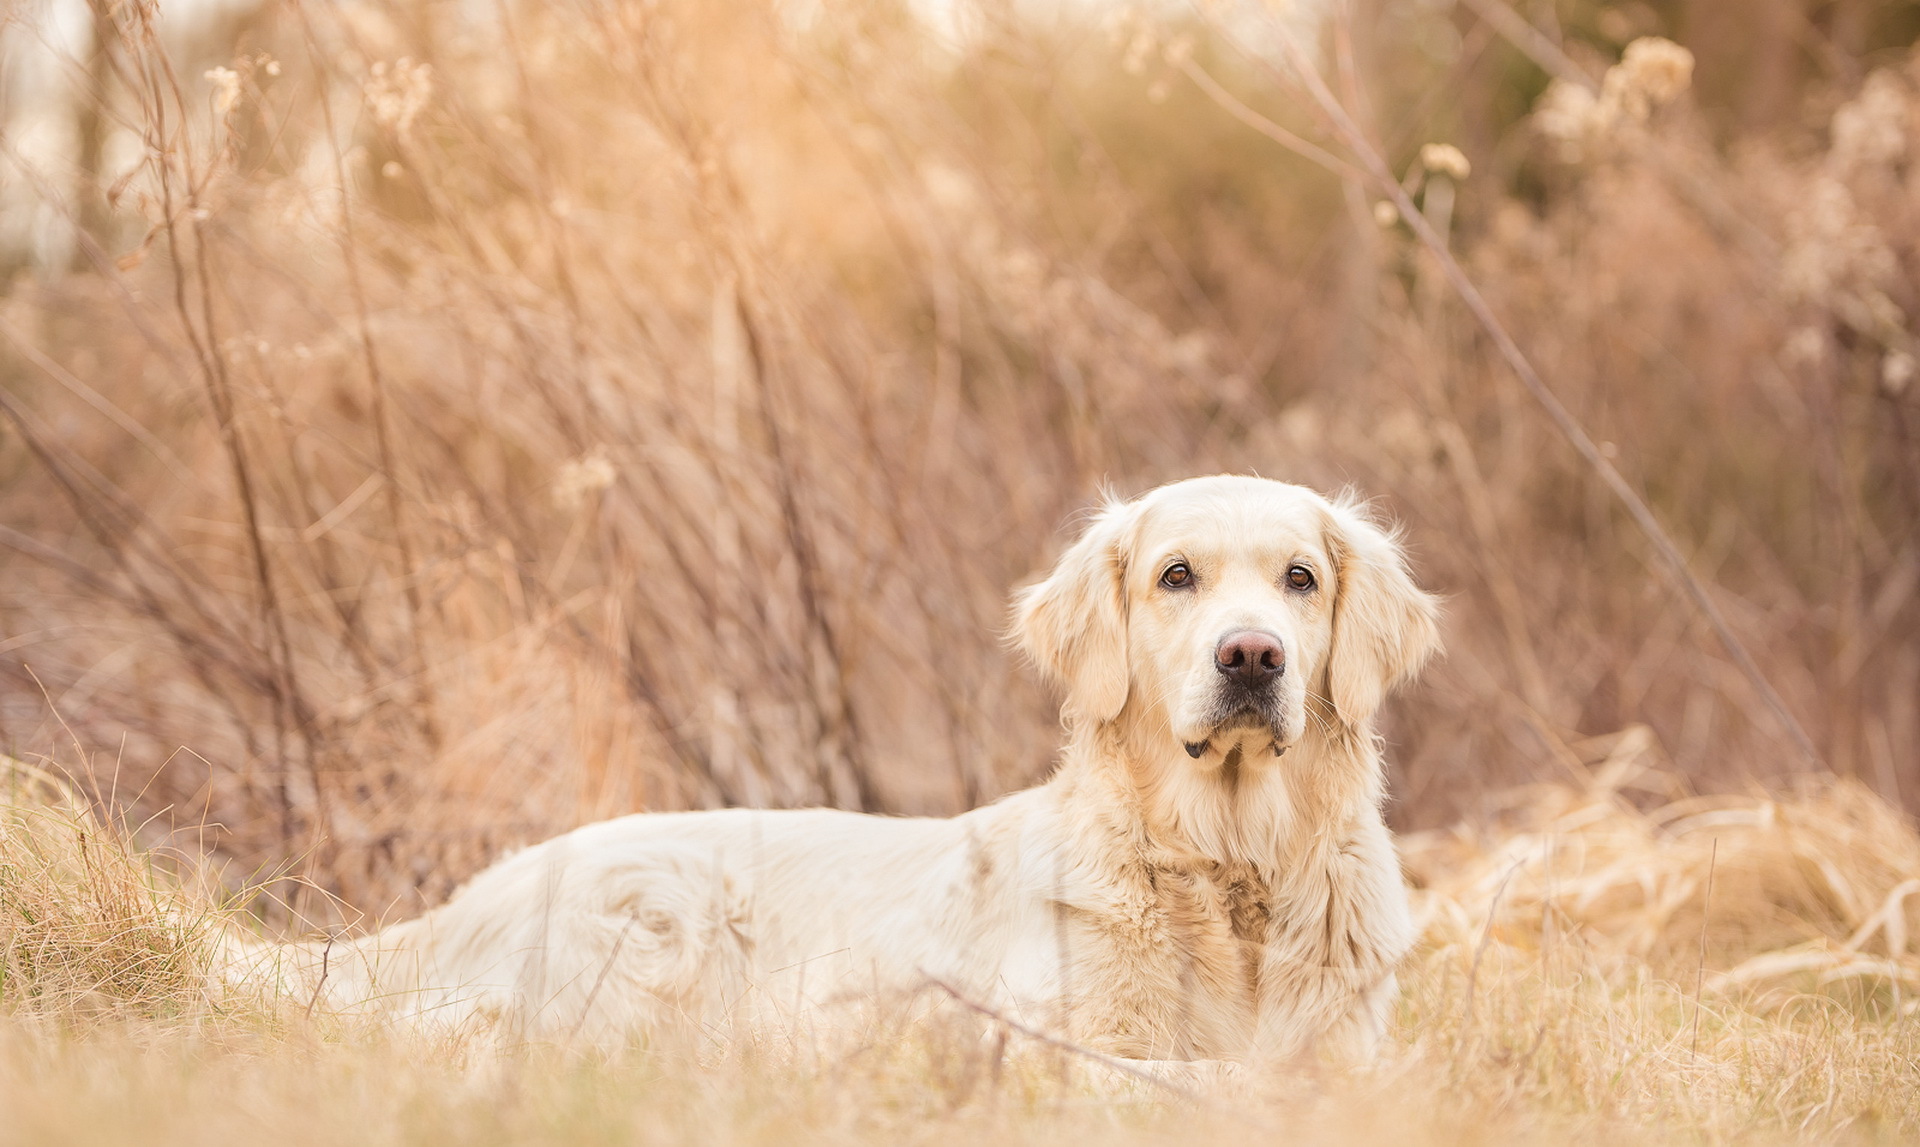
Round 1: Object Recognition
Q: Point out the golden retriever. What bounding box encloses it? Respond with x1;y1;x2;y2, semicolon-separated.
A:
261;475;1440;1066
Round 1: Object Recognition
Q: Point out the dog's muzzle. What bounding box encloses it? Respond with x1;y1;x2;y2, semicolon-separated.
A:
1184;629;1289;758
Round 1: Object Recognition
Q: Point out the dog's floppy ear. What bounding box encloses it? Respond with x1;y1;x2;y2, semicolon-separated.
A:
1011;499;1141;725
1322;499;1441;729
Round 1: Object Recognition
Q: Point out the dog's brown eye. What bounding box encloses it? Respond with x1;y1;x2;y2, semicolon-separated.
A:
1286;565;1316;591
1160;563;1193;589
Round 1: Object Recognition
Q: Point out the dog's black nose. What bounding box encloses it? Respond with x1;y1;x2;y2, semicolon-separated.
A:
1215;629;1285;684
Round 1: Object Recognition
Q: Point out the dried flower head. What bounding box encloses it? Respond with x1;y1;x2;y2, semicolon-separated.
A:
1161;34;1195;69
1122;28;1158;76
1781;175;1896;307
920;162;978;214
1419;143;1471;181
1604;36;1694;121
1884;351;1916;397
204;67;241;117
554;450;617;510
1532;37;1693;161
1533;79;1600;161
1829;70;1910;175
366;58;434;137
1783;326;1827;368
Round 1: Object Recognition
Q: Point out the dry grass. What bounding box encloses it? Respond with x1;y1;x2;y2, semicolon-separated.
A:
0;0;1918;1140
4;740;1919;1144
1400;728;1920;1138
0;755;224;1025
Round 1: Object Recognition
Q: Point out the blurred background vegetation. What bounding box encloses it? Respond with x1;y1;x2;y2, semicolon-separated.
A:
0;0;1917;928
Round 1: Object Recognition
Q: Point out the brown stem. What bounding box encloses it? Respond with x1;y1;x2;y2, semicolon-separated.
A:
1273;20;1821;769
1187;5;1821;769
292;0;442;751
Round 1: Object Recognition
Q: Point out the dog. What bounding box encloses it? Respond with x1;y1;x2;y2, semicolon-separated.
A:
261;475;1440;1066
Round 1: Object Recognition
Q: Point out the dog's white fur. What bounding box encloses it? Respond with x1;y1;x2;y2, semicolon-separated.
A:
266;476;1439;1063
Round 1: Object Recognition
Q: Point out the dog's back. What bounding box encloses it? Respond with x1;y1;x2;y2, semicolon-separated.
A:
255;797;1060;1044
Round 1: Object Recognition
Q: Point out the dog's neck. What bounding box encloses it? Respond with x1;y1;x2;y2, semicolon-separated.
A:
1063;704;1385;872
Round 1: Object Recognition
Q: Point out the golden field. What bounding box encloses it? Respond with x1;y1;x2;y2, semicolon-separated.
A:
0;0;1918;1140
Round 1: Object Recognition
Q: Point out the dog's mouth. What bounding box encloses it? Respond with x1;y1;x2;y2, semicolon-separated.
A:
1181;702;1291;761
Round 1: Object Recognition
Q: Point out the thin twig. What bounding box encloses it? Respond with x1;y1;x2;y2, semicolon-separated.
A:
107;0;319;850
1691;837;1718;1057
304;933;335;1020
1462;857;1524;1033
290;0;442;751
1176;60;1362;182
564;913;640;1046
23;665;89;779
0;316;197;483
1454;0;1593;90
923;974;1209;1105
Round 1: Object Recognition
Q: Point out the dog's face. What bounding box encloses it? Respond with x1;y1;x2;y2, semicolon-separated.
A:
1013;476;1440;765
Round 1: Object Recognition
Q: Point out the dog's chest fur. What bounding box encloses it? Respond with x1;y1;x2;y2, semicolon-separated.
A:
1060;851;1277;1058
1154;856;1274;993
1049;787;1403;1061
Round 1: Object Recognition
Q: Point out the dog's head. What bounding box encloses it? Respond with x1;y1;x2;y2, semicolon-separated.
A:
1012;476;1439;766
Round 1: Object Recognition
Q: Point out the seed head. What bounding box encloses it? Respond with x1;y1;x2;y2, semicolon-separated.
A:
1122;28;1157;76
1781;175;1895;307
1829;71;1909;175
554;450;617;510
1605;37;1694;120
1884;351;1916;397
1532;37;1694;162
204;67;241;116
366;58;434;137
1419;143;1471;181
